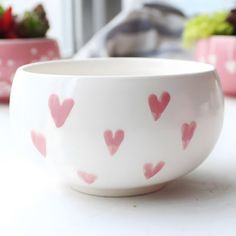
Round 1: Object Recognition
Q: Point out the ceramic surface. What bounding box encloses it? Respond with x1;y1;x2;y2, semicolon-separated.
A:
195;36;236;96
0;38;60;102
10;58;224;196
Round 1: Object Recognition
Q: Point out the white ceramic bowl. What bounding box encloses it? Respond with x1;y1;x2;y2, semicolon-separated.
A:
10;58;224;196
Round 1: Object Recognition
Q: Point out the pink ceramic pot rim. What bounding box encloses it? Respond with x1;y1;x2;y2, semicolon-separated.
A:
0;38;57;45
198;35;236;42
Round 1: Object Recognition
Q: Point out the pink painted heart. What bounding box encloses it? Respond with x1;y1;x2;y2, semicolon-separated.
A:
144;161;165;179
148;92;170;121
104;129;124;156
182;121;197;150
31;131;47;157
48;94;74;128
77;171;97;184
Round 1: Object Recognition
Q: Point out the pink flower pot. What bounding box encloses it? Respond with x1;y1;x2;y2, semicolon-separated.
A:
195;36;236;96
0;38;60;102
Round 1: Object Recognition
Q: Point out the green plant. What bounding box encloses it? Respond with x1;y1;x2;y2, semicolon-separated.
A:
183;11;234;47
0;4;49;39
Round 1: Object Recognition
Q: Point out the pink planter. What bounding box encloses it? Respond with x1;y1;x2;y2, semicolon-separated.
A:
0;38;60;102
195;36;236;96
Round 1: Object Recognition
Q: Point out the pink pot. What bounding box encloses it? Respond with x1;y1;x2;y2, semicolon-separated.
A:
195;36;236;96
0;38;60;102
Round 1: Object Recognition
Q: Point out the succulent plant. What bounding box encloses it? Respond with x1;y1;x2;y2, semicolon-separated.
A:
0;4;49;39
17;4;49;38
0;6;18;38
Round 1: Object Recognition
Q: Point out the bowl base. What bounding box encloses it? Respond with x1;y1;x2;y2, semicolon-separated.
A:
70;183;167;197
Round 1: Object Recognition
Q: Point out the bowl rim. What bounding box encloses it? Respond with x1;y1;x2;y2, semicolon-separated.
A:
17;58;216;79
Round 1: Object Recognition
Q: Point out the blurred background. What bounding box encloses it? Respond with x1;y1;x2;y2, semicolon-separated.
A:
1;0;236;99
1;0;235;58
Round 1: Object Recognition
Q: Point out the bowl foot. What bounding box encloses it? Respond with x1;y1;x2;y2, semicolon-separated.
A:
70;183;167;197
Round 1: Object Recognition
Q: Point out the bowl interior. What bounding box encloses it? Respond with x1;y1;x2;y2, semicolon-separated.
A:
21;58;214;77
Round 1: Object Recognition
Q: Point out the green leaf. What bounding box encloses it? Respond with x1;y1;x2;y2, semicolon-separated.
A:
0;5;4;16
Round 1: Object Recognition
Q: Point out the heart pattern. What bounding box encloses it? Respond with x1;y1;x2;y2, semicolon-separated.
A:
30;91;199;183
31;131;47;157
207;54;217;65
182;121;197;150
144;161;165;179
77;171;97;184
225;60;236;74
48;94;74;128
104;130;124;155
148;92;170;121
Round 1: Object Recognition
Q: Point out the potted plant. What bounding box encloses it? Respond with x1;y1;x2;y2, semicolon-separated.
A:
183;9;236;96
0;4;60;102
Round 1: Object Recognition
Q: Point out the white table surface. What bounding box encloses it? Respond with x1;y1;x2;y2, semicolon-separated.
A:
1;98;236;236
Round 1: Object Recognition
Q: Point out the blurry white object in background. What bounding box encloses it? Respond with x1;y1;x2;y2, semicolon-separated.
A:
74;1;188;59
74;0;236;59
2;0;74;57
73;0;121;52
122;0;236;16
74;10;128;58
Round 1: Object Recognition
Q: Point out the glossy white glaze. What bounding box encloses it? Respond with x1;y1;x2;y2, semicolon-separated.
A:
9;58;224;196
